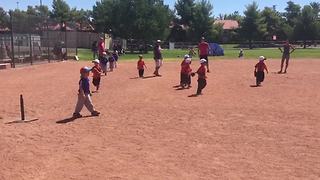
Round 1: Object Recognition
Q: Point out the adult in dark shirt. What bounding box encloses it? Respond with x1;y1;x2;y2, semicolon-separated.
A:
153;40;163;76
91;41;98;59
278;40;295;74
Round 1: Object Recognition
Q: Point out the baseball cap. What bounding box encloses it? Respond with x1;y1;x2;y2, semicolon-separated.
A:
200;59;207;64
92;59;100;64
80;66;91;74
156;40;161;43
184;54;190;59
259;56;266;61
139;54;143;58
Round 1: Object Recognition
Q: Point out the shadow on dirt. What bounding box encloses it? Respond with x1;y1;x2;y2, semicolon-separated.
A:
56;115;93;124
5;118;39;124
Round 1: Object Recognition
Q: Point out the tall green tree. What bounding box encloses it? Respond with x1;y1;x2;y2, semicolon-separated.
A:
284;1;301;27
310;2;320;18
240;2;266;49
294;5;319;48
261;7;287;40
92;0;171;40
0;7;9;28
190;0;214;41
51;0;70;22
174;0;195;26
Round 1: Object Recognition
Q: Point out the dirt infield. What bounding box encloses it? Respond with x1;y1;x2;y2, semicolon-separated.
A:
0;59;319;179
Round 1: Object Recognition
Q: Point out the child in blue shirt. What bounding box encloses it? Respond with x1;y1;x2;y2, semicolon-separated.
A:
73;66;100;118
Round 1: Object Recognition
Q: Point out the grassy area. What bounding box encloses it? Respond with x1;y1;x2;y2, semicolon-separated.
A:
78;47;320;61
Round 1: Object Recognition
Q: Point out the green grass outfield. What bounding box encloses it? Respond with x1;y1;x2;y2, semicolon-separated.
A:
78;46;320;61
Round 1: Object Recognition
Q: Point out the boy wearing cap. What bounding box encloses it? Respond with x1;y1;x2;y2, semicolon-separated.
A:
137;55;147;78
73;67;100;118
254;56;269;86
100;52;108;75
191;59;207;95
180;55;192;88
108;52;115;72
92;59;102;92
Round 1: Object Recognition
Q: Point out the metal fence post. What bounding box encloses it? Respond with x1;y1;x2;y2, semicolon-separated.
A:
76;31;78;56
9;11;15;68
29;34;33;65
47;21;50;63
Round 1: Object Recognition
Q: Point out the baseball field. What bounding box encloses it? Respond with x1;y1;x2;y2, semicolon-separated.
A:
0;58;320;179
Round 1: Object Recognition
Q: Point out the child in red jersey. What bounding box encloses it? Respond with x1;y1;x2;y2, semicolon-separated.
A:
180;54;192;88
137;55;147;78
191;59;207;95
254;56;269;86
91;59;102;92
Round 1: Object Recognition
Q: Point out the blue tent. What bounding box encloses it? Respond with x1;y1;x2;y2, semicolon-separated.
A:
209;43;224;56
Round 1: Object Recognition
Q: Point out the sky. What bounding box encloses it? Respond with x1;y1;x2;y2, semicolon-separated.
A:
0;0;316;16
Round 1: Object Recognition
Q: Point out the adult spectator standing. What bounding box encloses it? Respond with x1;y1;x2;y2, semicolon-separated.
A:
98;37;105;61
198;37;210;73
91;41;98;59
278;40;295;74
153;40;163;76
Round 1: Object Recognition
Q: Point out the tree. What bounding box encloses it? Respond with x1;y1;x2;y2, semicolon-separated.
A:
294;5;319;48
240;2;266;49
190;0;214;41
261;7;286;40
92;0;171;41
310;2;320;18
51;0;70;22
174;0;195;26
284;1;301;27
0;7;9;28
223;11;243;22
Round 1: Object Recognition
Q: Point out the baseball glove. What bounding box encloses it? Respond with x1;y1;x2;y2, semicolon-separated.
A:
191;72;196;77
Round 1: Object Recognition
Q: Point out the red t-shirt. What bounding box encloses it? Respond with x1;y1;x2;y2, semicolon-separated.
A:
255;62;267;72
98;41;105;56
92;65;102;78
198;42;209;56
137;60;145;70
181;60;192;74
196;65;206;79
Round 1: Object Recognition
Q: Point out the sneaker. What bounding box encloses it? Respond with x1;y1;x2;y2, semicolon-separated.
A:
91;111;100;116
73;113;82;119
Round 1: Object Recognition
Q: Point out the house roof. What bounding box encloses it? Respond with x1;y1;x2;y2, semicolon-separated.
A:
214;20;239;30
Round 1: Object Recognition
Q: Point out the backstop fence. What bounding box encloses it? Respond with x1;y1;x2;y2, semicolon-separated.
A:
0;11;100;68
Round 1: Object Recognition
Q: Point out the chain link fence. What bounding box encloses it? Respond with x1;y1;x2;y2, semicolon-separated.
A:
0;11;100;68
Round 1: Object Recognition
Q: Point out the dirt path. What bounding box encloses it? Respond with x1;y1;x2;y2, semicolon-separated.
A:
0;59;319;179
